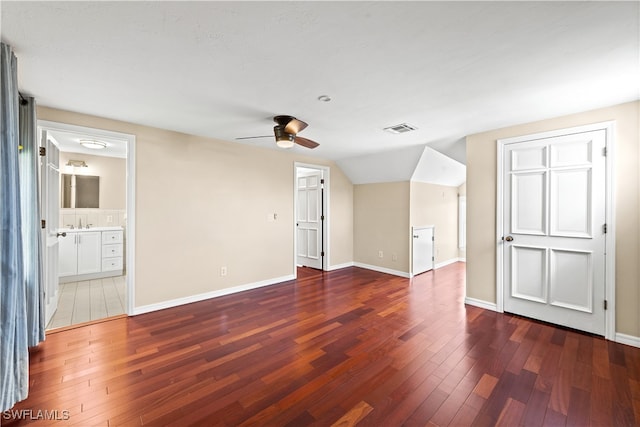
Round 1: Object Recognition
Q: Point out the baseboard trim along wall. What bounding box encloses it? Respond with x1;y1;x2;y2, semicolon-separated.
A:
327;262;355;271
464;297;498;312
615;333;640;349
133;274;295;315
353;262;411;278
435;258;465;269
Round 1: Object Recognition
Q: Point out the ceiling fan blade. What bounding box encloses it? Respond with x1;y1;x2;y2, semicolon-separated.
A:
294;136;319;149
284;118;308;135
235;135;272;140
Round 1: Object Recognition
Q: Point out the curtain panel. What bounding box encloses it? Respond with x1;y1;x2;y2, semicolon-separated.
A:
0;42;44;412
19;96;45;347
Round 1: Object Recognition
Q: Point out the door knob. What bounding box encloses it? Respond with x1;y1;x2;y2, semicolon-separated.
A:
57;232;67;237
504;235;514;242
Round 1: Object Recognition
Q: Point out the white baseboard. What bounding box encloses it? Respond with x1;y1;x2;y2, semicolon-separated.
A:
435;258;464;269
133;274;295;315
353;262;411;278
464;297;498;312
327;262;354;271
615;332;640;348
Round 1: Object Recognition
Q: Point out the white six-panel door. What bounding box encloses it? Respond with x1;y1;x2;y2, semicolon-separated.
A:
297;171;323;269
502;129;607;335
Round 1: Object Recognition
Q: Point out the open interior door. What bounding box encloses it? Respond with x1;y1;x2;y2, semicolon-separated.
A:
296;170;323;269
40;129;61;326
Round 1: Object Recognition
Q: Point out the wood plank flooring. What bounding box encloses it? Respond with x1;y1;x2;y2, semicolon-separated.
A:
4;263;640;426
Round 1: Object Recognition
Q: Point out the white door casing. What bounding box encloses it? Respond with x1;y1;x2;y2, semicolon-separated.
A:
296;169;323;269
38;119;136;316
412;226;434;275
497;122;615;338
41;130;60;326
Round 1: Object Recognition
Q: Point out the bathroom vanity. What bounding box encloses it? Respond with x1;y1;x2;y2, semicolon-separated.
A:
58;226;124;283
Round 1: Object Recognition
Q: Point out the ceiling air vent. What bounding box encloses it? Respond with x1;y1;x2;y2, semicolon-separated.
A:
383;123;418;134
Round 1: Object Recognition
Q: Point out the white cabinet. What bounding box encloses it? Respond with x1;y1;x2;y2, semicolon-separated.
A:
58;233;78;277
101;230;123;273
58;227;124;282
77;232;102;274
58;231;101;277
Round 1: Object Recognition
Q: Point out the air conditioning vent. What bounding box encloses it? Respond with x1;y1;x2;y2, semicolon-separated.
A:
383;123;418;134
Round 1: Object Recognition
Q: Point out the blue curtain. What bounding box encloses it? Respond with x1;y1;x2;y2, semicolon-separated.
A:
19;96;45;347
0;42;44;412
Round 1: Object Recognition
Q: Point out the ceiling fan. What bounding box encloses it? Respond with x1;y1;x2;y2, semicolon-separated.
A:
236;115;319;149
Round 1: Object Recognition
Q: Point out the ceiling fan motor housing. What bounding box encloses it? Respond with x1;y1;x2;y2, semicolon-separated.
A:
273;125;293;142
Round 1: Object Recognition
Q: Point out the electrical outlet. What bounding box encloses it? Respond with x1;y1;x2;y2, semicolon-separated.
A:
392;254;397;262
220;266;227;276
378;250;383;258
106;215;113;223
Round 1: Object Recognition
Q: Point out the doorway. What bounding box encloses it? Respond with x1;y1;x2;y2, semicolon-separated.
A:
38;120;135;329
496;122;615;338
295;163;329;273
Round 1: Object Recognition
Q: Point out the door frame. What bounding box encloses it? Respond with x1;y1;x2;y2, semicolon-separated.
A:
496;121;616;340
294;162;330;276
38;120;136;316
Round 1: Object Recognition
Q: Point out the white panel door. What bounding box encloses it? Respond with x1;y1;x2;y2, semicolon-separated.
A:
41;130;60;326
296;171;323;269
503;130;607;335
412;226;434;275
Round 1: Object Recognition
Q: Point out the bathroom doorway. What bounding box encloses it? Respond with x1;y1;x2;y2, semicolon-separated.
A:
38;120;135;330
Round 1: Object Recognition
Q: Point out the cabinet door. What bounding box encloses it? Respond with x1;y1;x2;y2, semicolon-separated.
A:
77;232;102;275
58;233;78;277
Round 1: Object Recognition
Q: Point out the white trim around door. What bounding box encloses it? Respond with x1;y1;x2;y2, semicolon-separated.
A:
294;162;330;277
496;121;615;341
37;120;136;316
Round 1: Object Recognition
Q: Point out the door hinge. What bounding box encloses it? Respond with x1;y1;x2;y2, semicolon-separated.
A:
604;300;608;310
603;147;607;157
41;219;46;229
320;179;325;184
321;251;325;257
321;215;325;221
432;256;435;261
432;236;435;241
39;146;46;156
603;223;607;234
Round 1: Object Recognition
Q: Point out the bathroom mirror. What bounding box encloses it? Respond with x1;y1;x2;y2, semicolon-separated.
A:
61;174;100;208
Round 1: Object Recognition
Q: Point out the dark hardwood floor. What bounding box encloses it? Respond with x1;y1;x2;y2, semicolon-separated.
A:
4;263;640;426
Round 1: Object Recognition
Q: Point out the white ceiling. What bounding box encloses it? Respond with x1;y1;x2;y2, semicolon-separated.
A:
2;1;638;184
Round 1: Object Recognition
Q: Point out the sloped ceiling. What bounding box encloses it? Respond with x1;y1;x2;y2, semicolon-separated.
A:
337;145;465;186
1;2;638;183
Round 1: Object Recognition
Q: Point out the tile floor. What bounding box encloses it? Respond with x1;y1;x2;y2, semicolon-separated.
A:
46;275;126;330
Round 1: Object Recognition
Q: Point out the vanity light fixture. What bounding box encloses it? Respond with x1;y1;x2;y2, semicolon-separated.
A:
66;159;88;168
80;139;107;149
